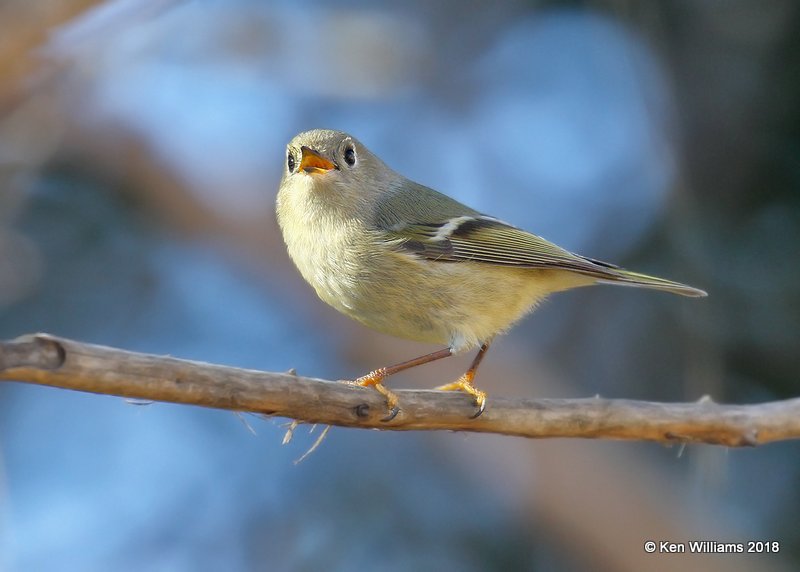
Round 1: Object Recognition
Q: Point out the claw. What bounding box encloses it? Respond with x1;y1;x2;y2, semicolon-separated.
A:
469;396;486;419
381;405;400;422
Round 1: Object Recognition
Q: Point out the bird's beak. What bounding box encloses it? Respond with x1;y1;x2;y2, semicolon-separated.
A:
299;146;338;174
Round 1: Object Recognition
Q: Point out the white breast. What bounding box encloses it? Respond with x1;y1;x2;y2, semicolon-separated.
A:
276;180;363;315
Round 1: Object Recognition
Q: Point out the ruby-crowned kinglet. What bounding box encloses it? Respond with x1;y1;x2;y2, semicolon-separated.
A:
276;129;706;420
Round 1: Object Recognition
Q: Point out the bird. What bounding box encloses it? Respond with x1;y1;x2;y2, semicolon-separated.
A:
276;129;706;421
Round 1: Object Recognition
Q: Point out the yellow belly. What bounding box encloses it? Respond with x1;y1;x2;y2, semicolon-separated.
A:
331;248;593;353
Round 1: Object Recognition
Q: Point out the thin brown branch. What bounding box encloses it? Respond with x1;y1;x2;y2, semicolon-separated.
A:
1;333;798;447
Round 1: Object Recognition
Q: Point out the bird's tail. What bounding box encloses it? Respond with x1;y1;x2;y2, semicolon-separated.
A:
596;269;707;298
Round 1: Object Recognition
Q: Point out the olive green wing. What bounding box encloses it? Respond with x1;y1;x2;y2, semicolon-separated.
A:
372;181;705;297
382;214;705;297
385;215;614;273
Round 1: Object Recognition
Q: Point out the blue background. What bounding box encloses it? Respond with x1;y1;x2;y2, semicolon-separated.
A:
1;1;798;570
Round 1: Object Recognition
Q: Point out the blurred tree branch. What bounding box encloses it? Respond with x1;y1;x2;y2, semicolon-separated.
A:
1;333;798;447
0;0;101;113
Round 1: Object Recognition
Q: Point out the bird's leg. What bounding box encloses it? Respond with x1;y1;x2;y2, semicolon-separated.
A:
352;347;453;421
436;342;491;418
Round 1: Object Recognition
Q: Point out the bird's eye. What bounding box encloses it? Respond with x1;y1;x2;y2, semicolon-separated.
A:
344;146;356;167
287;151;296;173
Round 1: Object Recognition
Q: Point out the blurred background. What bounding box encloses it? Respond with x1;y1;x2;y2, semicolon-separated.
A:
0;0;798;570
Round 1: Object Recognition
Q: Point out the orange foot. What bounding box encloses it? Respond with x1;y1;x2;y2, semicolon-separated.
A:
436;374;487;419
349;368;400;422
